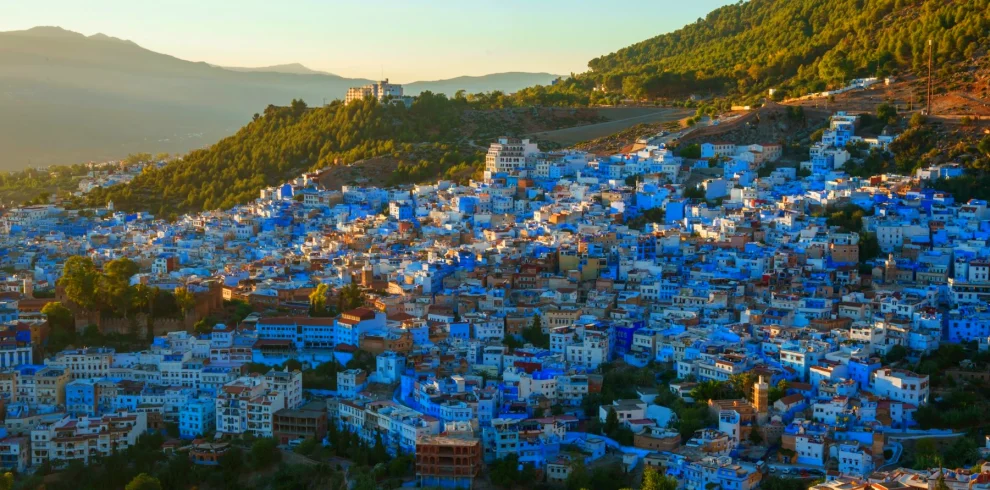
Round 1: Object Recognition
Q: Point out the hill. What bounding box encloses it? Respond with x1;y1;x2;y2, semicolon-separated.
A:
0;26;563;170
78;97;611;216
220;63;338;76
405;72;562;97
518;0;990;106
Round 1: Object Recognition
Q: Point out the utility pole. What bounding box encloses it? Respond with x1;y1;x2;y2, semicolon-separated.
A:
926;39;933;115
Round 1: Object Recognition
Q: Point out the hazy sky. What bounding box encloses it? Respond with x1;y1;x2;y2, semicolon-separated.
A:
2;0;736;82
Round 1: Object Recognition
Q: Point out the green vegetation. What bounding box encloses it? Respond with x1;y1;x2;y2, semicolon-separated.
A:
124;473;162;490
908;436;981;470
337;283;366;312
907;344;990;431
58;256;181;319
580;0;990;100
825;203;872;233
520;314;550;348
83;95;475;215
564;460;633;490
488;453;538;489
678;143;702;159
308;283;333;317
0;164;90;205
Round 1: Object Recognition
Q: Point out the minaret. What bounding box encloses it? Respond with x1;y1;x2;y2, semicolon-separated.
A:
361;264;374;286
885;253;897;285
754;375;769;424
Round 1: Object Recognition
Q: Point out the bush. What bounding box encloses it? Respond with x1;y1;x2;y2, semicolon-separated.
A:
249;438;281;469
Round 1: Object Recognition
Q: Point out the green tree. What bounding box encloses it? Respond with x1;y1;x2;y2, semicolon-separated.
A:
885;344;908;363
100;257;140;316
174;287;196;317
0;472;12;490
125;473;162;490
565;459;591;490
521;314;550;348
309;283;331;316
249;438;281;469
59;256;100;310
859;232;881;264
43;301;77;352
915;438;938;468
604;407;619;435
339;283;365;311
679;143;702;159
642;466;677;490
810;128;825;143
818;49;853;87
42;301;74;330
877;103;898;126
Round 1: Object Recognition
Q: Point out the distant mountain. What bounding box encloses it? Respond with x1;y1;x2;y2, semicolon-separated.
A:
0;27;559;170
405;72;562;96
220;63;338;76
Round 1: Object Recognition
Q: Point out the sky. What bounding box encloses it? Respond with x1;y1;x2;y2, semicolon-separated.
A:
1;0;736;82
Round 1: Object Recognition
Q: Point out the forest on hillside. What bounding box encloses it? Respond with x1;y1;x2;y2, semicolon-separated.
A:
527;0;990;104
82;94;471;215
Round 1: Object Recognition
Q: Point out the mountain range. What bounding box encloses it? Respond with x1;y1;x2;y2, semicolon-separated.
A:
0;26;560;170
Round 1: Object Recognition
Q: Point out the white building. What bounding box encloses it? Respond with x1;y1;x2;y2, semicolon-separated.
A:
376;351;406;384
215;375;286;438
564;330;609;369
337;369;368;398
872;368;929;405
484;137;540;179
836;442;875;477
345;79;403;105
45;347;114;380
265;369;303;410
30;412;147;467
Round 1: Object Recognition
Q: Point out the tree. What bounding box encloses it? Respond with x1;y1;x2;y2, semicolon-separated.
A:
749;424;764;445
877;103;898;126
810;128;826;143
642;467;677;490
565;459;591;490
915;438;938;468
339;283;365;311
818;49;853;87
309;283;331;316
521;314;550;348
885;344;908;363
604;407;619;435
910;112;927;127
174;287;196;317
42;301;74;330
859;233;881;264
0;472;12;490
59;256;99;310
125;473;162;490
679;143;702;159
249;438;281;469
44;301;78;352
100;257;139;316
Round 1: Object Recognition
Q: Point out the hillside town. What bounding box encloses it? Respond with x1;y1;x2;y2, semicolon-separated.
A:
2;111;990;490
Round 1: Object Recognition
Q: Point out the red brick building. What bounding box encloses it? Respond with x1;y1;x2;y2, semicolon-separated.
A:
273;401;328;445
415;435;482;488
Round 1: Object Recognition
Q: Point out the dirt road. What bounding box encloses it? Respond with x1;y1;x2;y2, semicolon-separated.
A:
527;107;692;146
